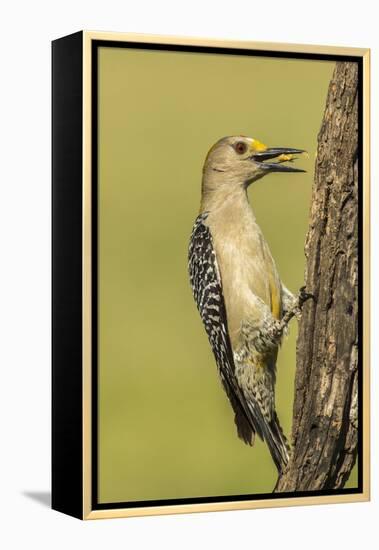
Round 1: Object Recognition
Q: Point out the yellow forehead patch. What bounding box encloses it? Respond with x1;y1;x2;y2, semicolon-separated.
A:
250;139;268;152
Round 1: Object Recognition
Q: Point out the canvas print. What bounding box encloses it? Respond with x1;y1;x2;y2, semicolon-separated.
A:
96;45;361;506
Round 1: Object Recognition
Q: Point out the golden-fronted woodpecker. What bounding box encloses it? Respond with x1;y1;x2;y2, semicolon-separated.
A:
188;135;309;473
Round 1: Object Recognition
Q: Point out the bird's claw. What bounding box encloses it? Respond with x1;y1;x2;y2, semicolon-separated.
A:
298;285;316;308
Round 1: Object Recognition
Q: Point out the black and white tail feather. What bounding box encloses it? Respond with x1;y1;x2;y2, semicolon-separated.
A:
188;213;289;473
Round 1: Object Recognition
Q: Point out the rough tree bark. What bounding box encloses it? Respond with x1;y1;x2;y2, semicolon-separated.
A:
276;62;359;492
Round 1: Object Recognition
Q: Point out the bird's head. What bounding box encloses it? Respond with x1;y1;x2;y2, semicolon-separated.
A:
201;135;306;204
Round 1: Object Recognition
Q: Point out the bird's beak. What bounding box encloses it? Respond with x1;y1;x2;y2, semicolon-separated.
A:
252;147;307;173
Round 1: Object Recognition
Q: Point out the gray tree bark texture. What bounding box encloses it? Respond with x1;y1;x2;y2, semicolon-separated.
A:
276;62;359;492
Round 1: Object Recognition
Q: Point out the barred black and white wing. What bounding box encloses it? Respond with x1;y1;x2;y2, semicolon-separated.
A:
188;213;254;445
188;214;290;471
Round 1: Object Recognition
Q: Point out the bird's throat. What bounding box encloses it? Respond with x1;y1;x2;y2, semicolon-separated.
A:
200;182;250;215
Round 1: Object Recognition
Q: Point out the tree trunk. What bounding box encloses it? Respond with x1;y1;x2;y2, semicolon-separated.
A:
276;62;359;492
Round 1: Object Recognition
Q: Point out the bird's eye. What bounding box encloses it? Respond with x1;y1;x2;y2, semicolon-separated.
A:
234;141;247;155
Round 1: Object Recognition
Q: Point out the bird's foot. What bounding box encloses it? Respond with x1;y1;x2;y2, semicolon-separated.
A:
277;287;316;330
288;287;316;321
297;286;316;309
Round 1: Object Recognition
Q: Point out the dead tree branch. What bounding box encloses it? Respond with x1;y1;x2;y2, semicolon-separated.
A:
276;62;359;492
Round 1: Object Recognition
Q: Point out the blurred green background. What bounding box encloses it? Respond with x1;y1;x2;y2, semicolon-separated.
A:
98;47;356;503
